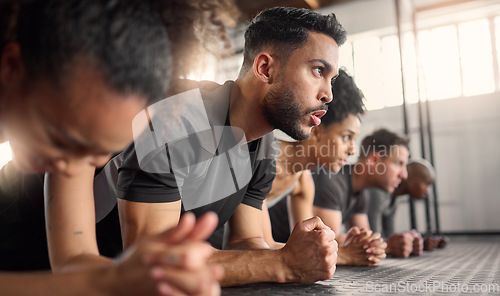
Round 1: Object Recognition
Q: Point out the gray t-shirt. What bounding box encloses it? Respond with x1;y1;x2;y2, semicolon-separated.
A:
365;188;398;238
312;165;369;224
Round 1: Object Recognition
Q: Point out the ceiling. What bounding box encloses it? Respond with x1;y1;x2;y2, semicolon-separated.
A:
233;0;352;21
232;0;482;22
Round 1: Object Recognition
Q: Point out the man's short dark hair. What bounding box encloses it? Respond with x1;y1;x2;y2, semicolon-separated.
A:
2;0;172;103
240;6;347;75
322;68;365;127
359;128;409;159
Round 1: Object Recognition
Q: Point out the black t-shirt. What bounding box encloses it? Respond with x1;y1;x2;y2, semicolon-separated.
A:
100;81;277;246
312;165;369;224
0;162;122;271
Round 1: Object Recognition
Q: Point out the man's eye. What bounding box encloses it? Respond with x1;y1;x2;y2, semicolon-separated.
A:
343;135;350;142
313;67;324;77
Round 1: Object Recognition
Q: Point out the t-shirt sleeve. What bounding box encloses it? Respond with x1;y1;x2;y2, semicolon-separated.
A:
116;143;181;203
240;134;277;210
240;157;276;210
312;168;344;211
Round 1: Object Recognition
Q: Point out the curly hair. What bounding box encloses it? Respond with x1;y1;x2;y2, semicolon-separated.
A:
162;0;237;83
1;0;237;101
322;68;366;127
0;0;19;53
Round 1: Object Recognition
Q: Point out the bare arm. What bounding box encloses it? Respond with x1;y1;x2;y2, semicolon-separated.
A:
349;213;371;231
313;206;342;234
45;165;112;273
211;204;337;287
261;200;285;249
288;170;315;227
117;199;181;248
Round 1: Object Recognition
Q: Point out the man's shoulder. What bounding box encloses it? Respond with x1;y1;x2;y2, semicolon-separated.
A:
254;132;280;161
165;79;226;97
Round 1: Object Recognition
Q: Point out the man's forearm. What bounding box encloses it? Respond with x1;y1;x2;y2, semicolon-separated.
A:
216;216;338;287
209;249;291;287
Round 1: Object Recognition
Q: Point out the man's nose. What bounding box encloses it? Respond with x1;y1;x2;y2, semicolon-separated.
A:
347;142;356;156
401;168;408;180
320;81;333;103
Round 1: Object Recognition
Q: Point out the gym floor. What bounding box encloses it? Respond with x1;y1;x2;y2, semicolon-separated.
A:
222;236;500;295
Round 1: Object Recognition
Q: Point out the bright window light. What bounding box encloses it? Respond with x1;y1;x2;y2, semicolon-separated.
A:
184;55;217;82
0;141;12;169
401;32;420;104
418;25;462;100
381;35;403;108
351;35;406;110
339;41;354;75
353;36;385;110
459;19;495;96
496;16;500;88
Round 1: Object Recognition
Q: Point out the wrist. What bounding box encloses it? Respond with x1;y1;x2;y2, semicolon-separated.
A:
277;248;297;283
336;246;349;265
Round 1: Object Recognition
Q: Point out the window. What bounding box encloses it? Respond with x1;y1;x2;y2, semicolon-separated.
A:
0;142;12;169
339;15;499;110
459;19;495;96
419;25;462;100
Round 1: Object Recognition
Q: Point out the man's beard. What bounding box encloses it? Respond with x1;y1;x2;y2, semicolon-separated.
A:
262;84;327;141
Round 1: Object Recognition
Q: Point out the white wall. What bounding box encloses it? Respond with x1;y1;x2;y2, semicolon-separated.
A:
359;92;500;233
318;0;397;36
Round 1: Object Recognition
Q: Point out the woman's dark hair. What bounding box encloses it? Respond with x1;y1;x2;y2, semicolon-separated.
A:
322;68;366;127
1;0;236;103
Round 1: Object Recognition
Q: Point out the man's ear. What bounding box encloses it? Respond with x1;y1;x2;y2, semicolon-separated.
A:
253;52;277;84
0;43;25;88
367;151;380;167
